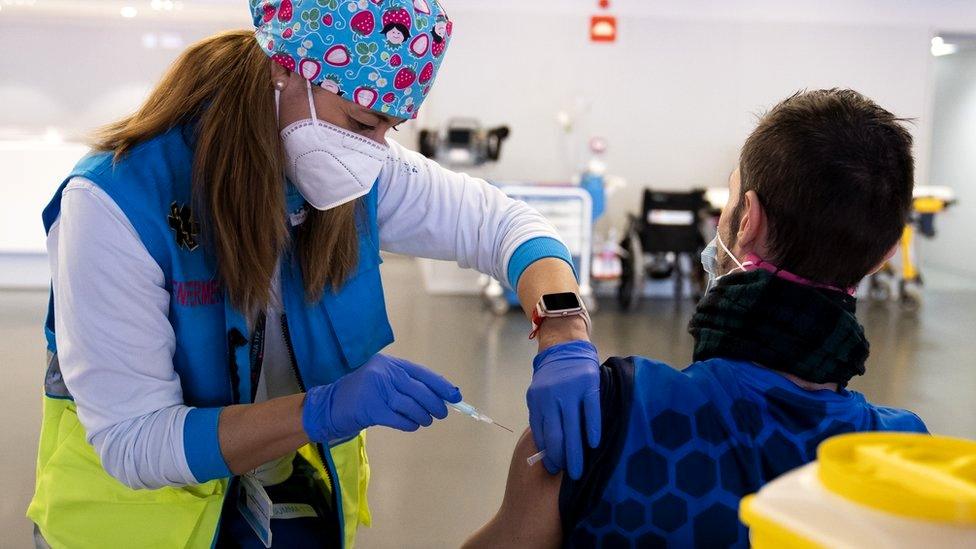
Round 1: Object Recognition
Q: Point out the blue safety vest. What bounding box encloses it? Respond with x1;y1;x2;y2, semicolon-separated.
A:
34;125;391;547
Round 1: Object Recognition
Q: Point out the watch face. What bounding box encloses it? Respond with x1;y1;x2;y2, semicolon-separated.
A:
543;292;582;311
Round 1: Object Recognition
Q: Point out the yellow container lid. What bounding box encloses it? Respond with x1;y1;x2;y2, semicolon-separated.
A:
818;433;976;524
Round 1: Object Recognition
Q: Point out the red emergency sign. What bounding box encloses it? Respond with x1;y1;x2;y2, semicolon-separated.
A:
590;15;617;43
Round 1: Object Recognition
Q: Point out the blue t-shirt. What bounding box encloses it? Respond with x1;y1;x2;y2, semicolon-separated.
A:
559;357;927;548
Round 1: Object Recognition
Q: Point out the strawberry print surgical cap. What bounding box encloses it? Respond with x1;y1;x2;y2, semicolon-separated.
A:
251;0;453;119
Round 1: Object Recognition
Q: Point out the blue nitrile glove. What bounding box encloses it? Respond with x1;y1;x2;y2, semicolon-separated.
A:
303;354;462;444
527;340;601;480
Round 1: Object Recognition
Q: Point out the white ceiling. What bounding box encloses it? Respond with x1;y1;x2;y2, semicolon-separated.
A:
0;0;248;23
2;0;975;31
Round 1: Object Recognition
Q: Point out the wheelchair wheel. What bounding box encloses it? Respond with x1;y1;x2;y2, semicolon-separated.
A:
672;253;686;301
868;275;892;302
898;280;921;312
617;226;645;311
647;253;675;280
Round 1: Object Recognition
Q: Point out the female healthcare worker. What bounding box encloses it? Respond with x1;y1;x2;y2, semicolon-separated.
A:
27;1;602;547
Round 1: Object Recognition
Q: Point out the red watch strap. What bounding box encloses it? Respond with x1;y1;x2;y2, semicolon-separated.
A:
529;307;545;340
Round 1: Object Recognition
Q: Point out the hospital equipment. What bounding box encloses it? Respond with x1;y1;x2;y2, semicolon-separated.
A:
740;432;976;548
448;401;513;433
618;189;709;309
867;186;957;311
418;118;511;168
526;449;546;466
592;227;625;282
580;137;609;220
483;185;596;315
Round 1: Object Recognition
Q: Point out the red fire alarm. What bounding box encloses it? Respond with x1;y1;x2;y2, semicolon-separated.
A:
590;15;617;43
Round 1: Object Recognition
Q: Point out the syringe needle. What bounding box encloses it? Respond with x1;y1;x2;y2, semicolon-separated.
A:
492;421;514;433
449;401;514;433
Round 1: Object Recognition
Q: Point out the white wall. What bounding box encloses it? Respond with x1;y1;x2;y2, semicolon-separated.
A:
2;0;976;284
927;48;976;277
0;8;247;281
419;1;976;233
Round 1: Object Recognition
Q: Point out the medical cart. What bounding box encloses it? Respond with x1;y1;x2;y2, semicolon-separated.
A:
483;185;596;315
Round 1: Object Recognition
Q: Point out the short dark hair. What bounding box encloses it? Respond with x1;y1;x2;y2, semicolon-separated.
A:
736;89;915;289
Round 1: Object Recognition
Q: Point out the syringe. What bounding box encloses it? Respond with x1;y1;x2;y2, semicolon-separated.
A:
527;450;546;466
448;401;514;433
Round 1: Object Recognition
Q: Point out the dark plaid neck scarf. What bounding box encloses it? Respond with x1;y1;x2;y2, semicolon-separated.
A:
689;269;868;386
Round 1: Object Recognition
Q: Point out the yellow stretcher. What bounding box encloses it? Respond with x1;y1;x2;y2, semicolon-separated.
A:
868;186;957;311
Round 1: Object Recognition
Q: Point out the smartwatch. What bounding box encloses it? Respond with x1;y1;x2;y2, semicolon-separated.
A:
530;292;592;340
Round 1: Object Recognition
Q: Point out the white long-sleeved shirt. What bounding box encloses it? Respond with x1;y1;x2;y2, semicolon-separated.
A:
49;138;571;489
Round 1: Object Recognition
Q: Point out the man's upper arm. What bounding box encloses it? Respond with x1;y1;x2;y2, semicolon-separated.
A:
463;429;563;549
464;357;638;548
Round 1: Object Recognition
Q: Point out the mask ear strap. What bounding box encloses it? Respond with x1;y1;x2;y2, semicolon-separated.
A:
305;79;319;124
274;88;281;127
717;232;746;270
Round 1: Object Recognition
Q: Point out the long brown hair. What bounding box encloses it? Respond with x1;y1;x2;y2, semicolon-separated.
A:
94;30;359;316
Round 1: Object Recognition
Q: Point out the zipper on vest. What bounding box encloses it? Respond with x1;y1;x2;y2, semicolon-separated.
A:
248;314;267;403
279;313;343;546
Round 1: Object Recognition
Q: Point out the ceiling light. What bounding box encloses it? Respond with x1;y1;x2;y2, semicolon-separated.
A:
120;6;138;18
931;37;958;57
141;33;158;49
159;33;184;49
151;0;176;11
43;128;64;145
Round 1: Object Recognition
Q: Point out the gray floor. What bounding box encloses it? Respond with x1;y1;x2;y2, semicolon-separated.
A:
1;257;975;548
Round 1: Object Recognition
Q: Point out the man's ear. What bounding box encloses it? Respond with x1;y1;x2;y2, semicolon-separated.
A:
868;244;899;276
736;190;767;252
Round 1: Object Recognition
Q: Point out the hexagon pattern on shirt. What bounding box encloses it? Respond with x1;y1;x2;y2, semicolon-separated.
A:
760;431;804;480
693;503;740;548
804;420;857;458
650;493;687;533
602;532;631;549
625;447;669;496
651;409;692;450
614;499;646;532
764;387;828;434
636;530;667;548
675;451;717;497
563;358;927;549
731;399;764;436
718;445;759;497
694;402;727;445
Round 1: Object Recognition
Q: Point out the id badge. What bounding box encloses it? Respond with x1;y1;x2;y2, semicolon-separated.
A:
238;473;321;548
239;474;274;548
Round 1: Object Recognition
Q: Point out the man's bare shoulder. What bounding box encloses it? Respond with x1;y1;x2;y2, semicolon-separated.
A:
463;429;563;549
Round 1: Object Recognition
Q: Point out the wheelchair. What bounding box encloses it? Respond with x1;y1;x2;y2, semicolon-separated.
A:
618;189;709;310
